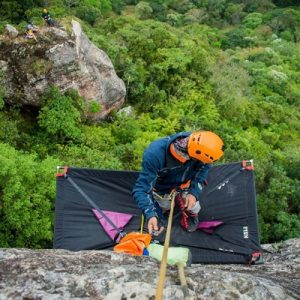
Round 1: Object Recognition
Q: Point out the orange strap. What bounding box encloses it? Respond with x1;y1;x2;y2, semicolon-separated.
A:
180;179;191;190
169;143;187;163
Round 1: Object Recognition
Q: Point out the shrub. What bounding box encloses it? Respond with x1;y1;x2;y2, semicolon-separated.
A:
87;100;102;114
243;12;263;29
0;143;59;248
74;5;101;25
38;87;83;142
135;2;153;20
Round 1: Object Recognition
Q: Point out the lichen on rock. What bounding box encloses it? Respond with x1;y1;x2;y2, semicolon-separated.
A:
0;239;299;300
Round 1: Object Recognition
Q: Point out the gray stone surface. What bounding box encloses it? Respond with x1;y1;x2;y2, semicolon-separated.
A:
0;20;126;121
117;105;134;117
5;24;18;37
0;239;299;300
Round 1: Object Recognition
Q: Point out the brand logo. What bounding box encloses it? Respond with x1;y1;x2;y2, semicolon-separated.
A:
243;226;249;239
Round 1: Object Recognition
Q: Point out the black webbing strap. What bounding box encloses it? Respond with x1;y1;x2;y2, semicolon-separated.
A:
66;175;126;239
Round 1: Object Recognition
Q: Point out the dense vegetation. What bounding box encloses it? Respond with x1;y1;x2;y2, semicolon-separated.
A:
0;0;299;248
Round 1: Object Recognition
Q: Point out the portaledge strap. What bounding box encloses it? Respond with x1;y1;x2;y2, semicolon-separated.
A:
66;175;125;238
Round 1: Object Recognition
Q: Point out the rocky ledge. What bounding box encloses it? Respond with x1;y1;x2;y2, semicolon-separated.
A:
0;238;299;300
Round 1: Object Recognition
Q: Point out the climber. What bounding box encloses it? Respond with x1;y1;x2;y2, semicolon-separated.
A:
25;23;38;40
25;23;38;33
25;29;37;41
41;9;55;27
132;131;224;234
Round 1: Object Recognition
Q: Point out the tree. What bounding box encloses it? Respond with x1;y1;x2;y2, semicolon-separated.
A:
0;1;22;22
0;82;5;110
169;0;194;14
239;0;275;13
74;4;101;25
272;0;300;7
222;27;255;49
209;58;257;127
135;1;153;20
166;13;182;26
111;0;125;14
266;8;300;41
0;143;59;248
224;3;245;25
37;87;83;142
243;12;263;29
0;0;42;22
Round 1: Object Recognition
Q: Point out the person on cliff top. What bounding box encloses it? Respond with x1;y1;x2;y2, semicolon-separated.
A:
132;131;224;234
41;9;55;27
25;23;38;40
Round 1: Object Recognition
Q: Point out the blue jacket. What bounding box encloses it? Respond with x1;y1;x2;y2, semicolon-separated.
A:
132;132;211;220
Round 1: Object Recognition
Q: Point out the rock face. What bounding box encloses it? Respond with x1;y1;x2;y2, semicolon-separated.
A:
5;24;19;37
0;20;126;120
0;238;299;300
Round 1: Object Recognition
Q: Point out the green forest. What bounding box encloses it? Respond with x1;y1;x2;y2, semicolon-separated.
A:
0;0;299;248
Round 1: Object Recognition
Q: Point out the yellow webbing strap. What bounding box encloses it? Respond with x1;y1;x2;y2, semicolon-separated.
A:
155;190;176;300
140;214;144;234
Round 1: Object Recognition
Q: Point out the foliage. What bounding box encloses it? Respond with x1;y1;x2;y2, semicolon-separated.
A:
0;110;22;147
0;80;5;110
57;145;123;169
221;27;255;49
87;100;102;114
0;0;34;22
29;59;53;77
243;12;263;29
74;5;101;25
37;87;84;142
90;18;215;112
111;0;125;14
273;0;300;6
135;1;153;19
264;8;300;42
223;3;245;25
208;57;256;127
0;143;59;248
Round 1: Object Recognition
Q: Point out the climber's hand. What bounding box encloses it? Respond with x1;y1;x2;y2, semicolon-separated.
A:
185;194;197;211
147;216;158;234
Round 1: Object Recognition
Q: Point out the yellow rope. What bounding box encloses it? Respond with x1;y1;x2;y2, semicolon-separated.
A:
140;214;144;234
155;190;176;300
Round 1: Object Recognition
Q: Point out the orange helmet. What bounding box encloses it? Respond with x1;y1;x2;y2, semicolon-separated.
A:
187;131;224;164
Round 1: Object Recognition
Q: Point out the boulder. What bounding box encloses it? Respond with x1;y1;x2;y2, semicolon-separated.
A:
5;24;18;38
117;105;134;117
0;20;126;121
